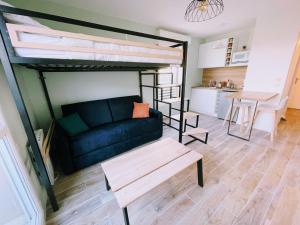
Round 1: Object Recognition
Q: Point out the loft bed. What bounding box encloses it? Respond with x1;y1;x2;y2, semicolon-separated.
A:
0;4;188;212
0;5;184;72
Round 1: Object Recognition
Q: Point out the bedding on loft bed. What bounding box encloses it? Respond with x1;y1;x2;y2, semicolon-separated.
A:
1;3;183;65
6;24;183;64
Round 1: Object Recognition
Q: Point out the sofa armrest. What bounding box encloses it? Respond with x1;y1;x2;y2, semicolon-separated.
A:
54;122;76;174
150;108;163;120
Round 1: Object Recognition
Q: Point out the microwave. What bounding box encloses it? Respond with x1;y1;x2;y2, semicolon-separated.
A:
231;51;250;64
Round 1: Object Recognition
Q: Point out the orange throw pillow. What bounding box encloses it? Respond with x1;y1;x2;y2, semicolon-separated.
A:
132;102;150;118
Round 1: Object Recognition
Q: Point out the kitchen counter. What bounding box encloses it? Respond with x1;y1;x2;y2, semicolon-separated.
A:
190;86;241;118
190;87;219;117
192;86;240;92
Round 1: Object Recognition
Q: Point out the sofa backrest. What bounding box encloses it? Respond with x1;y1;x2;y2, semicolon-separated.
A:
108;95;142;122
62;99;113;128
61;95;142;127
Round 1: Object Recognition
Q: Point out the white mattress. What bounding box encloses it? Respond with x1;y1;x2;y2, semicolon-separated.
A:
14;31;182;64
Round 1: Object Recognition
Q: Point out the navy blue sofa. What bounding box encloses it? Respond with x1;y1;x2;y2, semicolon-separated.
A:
54;95;163;174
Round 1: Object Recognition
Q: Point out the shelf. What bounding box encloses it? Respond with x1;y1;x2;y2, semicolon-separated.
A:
183;127;208;136
155;84;181;88
171;111;199;121
160;98;189;104
229;63;248;67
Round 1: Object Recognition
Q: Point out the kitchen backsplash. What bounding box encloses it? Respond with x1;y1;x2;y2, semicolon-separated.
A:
202;66;247;89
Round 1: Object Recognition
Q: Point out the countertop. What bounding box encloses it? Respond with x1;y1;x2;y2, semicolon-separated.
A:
192;86;240;92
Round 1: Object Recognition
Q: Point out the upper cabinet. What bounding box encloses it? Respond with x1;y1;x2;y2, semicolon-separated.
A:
198;38;235;68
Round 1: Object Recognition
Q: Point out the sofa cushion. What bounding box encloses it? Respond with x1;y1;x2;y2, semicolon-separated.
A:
132;102;150;119
70;122;125;157
62;99;113;128
108;95;142;122
57;113;89;136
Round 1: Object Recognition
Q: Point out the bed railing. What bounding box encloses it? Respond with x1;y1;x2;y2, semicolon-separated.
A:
6;23;183;62
0;5;185;50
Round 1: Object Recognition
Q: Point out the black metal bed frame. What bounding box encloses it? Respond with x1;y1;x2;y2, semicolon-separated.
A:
0;5;188;212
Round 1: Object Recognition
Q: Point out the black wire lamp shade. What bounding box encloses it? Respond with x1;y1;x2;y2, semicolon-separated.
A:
185;0;224;22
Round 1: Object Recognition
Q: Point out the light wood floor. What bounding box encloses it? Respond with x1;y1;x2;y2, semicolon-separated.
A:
46;109;300;225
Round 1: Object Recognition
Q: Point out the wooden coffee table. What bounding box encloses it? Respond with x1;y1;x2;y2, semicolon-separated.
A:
101;138;203;225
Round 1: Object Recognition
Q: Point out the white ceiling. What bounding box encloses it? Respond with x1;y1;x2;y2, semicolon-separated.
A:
47;0;258;38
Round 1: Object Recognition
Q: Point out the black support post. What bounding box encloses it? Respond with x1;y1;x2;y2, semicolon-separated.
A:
138;71;143;101
122;207;130;225
197;159;204;187
105;175;111;191
38;71;55;119
152;75;156;109
179;42;188;143
155;70;159;109
0;34;59;211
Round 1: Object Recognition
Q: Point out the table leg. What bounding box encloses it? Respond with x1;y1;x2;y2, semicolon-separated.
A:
227;99;258;141
197;159;204;187
169;103;172;125
122;207;130;225
247;100;259;140
204;132;208;144
105;175;111;191
227;98;235;135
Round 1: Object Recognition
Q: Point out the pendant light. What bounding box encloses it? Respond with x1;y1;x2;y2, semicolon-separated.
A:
185;0;224;22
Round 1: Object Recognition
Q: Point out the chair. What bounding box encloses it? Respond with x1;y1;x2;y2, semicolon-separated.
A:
223;100;254;132
254;96;288;141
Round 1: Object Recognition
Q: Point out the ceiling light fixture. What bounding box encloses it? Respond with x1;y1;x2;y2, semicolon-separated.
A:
185;0;224;22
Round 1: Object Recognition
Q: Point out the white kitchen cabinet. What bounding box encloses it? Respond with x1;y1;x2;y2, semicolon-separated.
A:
198;38;230;68
190;88;219;117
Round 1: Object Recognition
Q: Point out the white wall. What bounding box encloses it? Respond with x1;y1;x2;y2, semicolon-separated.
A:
46;71;140;118
0;162;25;225
244;0;300;131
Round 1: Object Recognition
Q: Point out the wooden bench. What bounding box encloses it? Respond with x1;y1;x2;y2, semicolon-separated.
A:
101;138;203;225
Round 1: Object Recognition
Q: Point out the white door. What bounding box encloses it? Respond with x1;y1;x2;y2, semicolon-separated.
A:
288;73;300;109
0;119;44;225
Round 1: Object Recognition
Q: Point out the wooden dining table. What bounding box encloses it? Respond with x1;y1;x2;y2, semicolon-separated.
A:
226;91;278;141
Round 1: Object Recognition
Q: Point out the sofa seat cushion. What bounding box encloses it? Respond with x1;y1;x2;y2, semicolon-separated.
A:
70;116;160;158
119;117;161;139
70;122;126;157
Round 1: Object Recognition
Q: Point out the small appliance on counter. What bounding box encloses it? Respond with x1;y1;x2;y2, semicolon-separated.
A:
208;80;217;87
226;79;236;89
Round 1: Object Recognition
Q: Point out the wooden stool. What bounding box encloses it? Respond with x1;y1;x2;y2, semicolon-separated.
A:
223;101;254;132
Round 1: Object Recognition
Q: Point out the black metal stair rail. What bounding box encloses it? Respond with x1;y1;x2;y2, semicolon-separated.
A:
139;42;189;143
